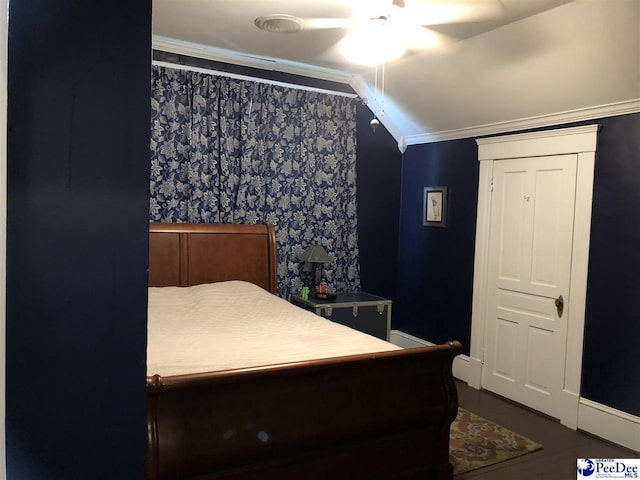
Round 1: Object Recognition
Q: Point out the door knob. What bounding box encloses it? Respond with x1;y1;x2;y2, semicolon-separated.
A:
555;295;564;318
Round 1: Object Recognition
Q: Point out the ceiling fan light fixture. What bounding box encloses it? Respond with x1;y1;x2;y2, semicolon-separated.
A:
339;1;415;66
339;23;407;66
254;14;304;34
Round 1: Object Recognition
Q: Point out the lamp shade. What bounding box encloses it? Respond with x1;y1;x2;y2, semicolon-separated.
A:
298;243;335;263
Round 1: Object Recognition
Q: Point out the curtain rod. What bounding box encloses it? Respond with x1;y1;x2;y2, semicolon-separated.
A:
152;60;358;99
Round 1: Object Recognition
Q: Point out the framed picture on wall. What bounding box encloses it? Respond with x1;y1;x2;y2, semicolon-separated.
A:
423;186;448;227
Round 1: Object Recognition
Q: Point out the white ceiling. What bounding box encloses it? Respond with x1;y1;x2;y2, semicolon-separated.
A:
153;0;640;149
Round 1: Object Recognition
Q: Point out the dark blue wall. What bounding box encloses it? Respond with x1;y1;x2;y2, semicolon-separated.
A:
395;139;479;352
355;105;402;301
6;1;151;478
581;113;640;416
396;114;640;416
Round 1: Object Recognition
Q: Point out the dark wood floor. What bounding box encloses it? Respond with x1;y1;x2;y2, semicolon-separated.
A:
455;380;639;479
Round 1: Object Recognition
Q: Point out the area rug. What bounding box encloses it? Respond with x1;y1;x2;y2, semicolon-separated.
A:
450;408;543;475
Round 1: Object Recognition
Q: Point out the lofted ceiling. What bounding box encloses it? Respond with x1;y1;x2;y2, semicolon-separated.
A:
153;0;640;150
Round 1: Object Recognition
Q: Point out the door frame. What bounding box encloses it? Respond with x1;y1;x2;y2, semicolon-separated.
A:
468;124;599;428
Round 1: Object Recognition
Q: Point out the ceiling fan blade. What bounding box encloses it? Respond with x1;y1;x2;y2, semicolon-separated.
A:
407;0;505;26
406;26;457;51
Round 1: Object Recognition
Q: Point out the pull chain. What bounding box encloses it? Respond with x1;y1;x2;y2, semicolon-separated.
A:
370;63;381;131
370;16;389;132
380;60;385;118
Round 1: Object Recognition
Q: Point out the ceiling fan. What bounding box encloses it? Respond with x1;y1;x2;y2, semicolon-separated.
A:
254;0;505;65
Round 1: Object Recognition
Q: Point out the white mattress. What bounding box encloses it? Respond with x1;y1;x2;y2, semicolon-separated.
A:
147;280;400;377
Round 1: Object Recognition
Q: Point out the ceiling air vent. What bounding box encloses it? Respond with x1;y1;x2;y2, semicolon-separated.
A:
254;14;303;34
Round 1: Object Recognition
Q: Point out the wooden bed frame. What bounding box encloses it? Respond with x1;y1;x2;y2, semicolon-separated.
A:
146;223;462;480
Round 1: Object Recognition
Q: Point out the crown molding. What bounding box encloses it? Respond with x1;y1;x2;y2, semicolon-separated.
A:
152;36;414;151
153;36;638;152
405;99;640;145
350;74;407;152
153;36;355;86
152;60;358;98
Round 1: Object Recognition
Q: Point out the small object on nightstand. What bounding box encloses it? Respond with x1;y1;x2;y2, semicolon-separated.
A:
315;278;335;300
315;292;336;301
301;286;309;300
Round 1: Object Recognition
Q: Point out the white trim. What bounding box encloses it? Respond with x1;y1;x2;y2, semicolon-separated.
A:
565;151;595;396
405;99;639;145
152;35;639;149
476;124;600;160
470;125;599;428
468;160;493;389
154;34;640;148
152;60;358;99
0;0;7;476
467;357;483;390
153;36;355;86
452;353;470;384
390;332;640;453
389;330;470;383
389;330;431;349
578;399;640;453
152;36;412;152
349;74;407;153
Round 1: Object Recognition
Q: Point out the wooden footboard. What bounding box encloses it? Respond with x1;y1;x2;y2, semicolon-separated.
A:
146;341;462;480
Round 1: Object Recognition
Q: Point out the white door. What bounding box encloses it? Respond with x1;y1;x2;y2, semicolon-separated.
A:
482;154;577;419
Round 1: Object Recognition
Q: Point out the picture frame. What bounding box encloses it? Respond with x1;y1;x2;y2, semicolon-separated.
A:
423;186;448;227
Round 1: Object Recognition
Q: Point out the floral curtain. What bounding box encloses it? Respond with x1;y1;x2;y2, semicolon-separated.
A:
149;65;361;298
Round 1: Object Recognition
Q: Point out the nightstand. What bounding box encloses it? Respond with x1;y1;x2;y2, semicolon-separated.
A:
290;292;392;341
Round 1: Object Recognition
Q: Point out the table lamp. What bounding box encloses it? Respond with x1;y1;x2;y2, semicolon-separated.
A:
298;243;335;293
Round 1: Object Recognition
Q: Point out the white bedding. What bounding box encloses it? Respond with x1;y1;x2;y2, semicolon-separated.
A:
147;280;400;377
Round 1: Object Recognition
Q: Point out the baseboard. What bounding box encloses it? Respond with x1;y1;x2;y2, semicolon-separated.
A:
390;330;470;383
389;332;640;452
578;398;640;453
467;356;483;390
389;330;430;349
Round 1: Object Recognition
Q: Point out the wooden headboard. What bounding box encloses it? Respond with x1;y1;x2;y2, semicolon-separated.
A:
148;223;277;294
